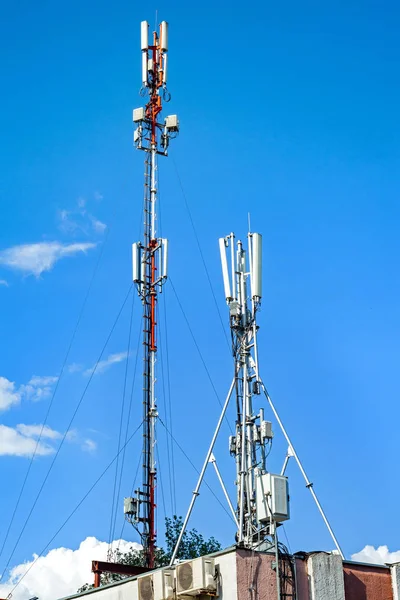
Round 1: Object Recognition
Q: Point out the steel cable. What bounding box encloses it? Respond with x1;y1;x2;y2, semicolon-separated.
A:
158;417;236;525
0;283;133;582
113;320;142;549
155;157;177;516
6;420;143;600
171;157;230;350
169;277;234;436
0;232;111;564
162;287;177;514
108;290;136;552
157;301;175;516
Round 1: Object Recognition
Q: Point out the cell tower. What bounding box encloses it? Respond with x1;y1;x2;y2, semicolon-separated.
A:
219;232;289;549
124;19;179;569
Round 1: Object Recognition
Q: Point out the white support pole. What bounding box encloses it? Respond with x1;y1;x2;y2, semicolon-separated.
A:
259;379;345;559
209;453;239;528
169;378;236;566
280;454;290;477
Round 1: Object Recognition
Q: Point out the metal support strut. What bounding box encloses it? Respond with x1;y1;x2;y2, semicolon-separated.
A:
169;378;235;566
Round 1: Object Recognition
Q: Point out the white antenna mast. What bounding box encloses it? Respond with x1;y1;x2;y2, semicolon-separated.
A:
170;228;344;588
220;232;288;549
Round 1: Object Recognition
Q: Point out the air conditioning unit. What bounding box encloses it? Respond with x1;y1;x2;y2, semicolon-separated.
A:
138;569;174;600
176;556;216;597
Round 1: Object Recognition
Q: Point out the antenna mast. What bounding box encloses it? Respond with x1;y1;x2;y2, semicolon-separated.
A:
125;19;179;569
219;232;289;549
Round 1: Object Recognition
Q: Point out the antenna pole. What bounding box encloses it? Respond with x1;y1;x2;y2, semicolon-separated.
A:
127;19;179;569
219;232;268;546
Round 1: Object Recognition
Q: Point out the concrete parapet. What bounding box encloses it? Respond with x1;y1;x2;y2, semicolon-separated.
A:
391;563;400;600
308;552;345;600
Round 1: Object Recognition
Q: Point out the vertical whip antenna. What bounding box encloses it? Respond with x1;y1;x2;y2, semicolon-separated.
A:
124;19;179;569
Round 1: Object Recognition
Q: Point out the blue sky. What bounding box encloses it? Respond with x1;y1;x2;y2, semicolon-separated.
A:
1;0;400;593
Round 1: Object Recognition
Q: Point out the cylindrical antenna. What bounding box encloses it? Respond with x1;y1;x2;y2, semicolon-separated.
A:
251;233;262;299
160;21;168;52
142;52;148;86
141;21;149;51
132;243;142;283
163;53;168;84
230;233;236;301
162;238;168;279
219;238;231;300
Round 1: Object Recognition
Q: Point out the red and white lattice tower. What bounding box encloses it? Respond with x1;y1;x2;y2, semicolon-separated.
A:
124;19;179;569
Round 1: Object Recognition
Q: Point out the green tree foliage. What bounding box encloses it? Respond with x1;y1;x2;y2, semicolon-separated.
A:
77;516;221;593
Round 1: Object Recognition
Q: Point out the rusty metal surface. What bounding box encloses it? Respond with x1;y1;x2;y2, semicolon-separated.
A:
91;560;150;577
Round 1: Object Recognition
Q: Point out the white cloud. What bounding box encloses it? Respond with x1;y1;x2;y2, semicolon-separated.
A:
0;424;54;457
351;545;400;565
59;197;106;237
68;362;83;373
15;424;62;440
0;279;8;286
28;375;58;387
82;438;97;453
0;537;140;600
84;352;128;376
90;216;107;234
0;424;80;457
94;191;103;201
0;377;21;411
0;374;58;410
0;241;96;277
20;374;58;402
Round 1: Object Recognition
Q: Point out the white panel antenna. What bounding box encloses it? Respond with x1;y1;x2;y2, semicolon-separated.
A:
142;52;148;86
219;237;232;300
161;238;168;279
141;21;149;50
251;233;262;300
163;53;168;84
132;242;143;283
160;21;168;52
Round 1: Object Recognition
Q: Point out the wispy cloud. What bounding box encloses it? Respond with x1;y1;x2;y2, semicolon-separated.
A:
0;279;8;287
0;424;80;457
90;216;107;234
82;438;97;453
58;195;106;237
84;352;128;376
15;423;62;440
20;374;58;402
67;363;83;374
0;377;21;411
0;241;96;277
0;374;58;411
28;375;58;387
0;424;55;457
